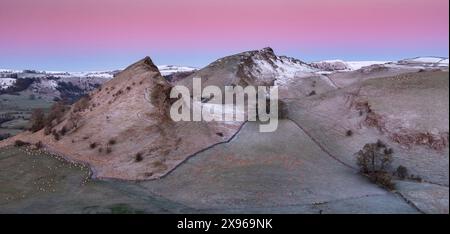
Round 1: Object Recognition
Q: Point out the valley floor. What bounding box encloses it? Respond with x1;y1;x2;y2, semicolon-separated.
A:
1;120;446;214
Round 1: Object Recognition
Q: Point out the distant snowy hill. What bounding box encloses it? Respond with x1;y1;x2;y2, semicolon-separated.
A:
0;69;117;79
310;56;448;73
157;65;197;76
310;60;391;72
398;56;449;67
1;55;447;100
0;69;117;101
0;65;196;91
0;64;196;81
0;78;16;89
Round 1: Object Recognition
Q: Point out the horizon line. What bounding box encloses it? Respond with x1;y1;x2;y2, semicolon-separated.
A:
1;54;449;72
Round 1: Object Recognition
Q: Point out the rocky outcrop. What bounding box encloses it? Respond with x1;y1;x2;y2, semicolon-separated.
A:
176;47;316;92
0;56;243;180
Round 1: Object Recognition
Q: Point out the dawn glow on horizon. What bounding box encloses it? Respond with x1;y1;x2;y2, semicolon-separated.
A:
0;0;448;70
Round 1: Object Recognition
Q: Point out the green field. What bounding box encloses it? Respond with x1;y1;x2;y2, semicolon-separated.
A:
0;91;53;138
0;146;194;214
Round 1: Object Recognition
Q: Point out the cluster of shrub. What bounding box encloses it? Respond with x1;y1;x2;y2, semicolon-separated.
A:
356;140;421;190
29;95;90;141
88;138;148;163
14;140;43;149
29;102;65;133
56;81;87;104
88;138;116;155
0;133;11;141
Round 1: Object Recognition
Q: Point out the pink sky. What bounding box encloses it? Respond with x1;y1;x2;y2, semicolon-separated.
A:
0;0;448;70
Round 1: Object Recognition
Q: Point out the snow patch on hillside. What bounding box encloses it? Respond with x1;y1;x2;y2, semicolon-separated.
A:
345;61;390;70
157;65;197;76
311;60;349;71
69;71;114;79
248;55;316;86
32;79;59;90
48;71;115;79
0;78;16;90
408;57;445;63
440;58;449;64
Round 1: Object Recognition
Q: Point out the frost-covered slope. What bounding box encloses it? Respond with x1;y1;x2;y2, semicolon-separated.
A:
311;60;390;72
398;56;449;67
